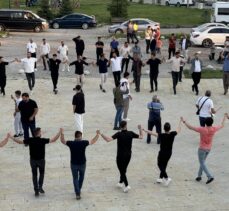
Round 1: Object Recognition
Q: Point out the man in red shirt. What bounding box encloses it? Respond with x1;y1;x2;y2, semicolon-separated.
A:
181;114;227;184
168;33;176;59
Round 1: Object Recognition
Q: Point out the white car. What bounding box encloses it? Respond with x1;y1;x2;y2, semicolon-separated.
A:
108;18;160;34
190;26;229;47
191;23;227;33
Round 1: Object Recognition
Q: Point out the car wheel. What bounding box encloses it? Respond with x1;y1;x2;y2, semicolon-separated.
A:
115;29;123;34
82;23;89;30
53;22;59;29
176;2;181;7
165;1;169;6
34;26;42;33
0;24;5;31
202;39;212;48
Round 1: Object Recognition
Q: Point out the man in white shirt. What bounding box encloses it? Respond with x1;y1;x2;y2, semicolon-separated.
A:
27;39;37;71
57;41;70;72
40;38;50;70
196;90;216;127
179;34;191;59
120;42;131;73
110;52;123;85
120;72;132;121
166;51;186;95
190;53;203;95
17;52;38;92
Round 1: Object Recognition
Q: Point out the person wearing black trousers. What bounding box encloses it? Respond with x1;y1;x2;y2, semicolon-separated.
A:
0;57;15;96
143;119;181;186
99;121;143;193
49;54;61;94
73;36;85;57
190;53;203;96
146;52;161;92
95;37;104;63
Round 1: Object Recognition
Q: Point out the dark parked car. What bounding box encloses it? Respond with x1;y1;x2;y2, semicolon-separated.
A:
0;9;49;32
50;13;97;30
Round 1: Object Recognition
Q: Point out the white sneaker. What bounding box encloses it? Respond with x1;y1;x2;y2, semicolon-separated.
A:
164;178;172;186
123;186;131;193
67;68;70;72
156;178;163;184
122;118;130;121
34;68;37;71
62;69;65;72
116;182;124;188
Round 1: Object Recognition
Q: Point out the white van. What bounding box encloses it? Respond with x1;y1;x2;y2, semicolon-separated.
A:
211;2;229;24
165;0;195;7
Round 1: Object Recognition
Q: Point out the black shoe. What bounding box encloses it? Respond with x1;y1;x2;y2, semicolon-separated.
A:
35;190;39;197
39;188;45;194
102;89;106;93
54;89;58;95
73;88;76;91
76;194;81;200
150;90;154;93
113;127;120;130
99;84;102;90
14;134;19;138
155;87;158;91
206;177;214;184
19;133;24;137
146;141;151;144
195;177;202;182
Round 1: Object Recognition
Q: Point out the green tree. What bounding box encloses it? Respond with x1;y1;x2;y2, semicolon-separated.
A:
108;0;129;18
58;0;74;17
37;0;53;20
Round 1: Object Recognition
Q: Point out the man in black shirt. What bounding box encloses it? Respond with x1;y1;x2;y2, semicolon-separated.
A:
72;85;85;133
95;36;104;63
10;127;61;196
96;53;109;92
146;53;161;92
60;128;100;200
49;54;61;94
17;93;38;140
72;36;85;57
0;56;15;96
99;121;143;193
143;119;181;186
69;56;90;88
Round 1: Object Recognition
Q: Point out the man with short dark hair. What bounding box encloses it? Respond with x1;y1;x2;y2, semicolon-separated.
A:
60;128;100;200
95;37;104;63
72;85;85;133
40;38;50;70
73;36;85;57
10;128;61;196
17;93;38;140
99;122;143;193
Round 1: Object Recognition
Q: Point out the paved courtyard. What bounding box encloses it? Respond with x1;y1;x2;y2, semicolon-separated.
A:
0;28;229;211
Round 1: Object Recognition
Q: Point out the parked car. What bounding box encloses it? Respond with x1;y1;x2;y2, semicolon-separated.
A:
108;18;160;34
190;26;229;47
50;13;96;29
191;22;227;33
0;9;48;32
165;0;195;7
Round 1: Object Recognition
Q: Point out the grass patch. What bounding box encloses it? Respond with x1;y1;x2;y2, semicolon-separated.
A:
184;69;223;79
1;0;209;26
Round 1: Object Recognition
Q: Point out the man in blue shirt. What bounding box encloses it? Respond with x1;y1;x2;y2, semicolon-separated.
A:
147;95;164;144
60;128;100;200
223;52;229;95
110;37;119;56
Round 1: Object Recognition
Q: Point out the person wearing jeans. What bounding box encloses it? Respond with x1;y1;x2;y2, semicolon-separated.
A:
181;114;227;184
60;129;100;200
17;93;38;140
113;83;124;130
100;121;143;193
10;128;61;196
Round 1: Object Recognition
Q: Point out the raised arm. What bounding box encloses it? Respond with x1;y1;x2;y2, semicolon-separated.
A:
60;128;67;145
49;129;61;143
0;133;11;147
89;130;100;145
142;129;158;137
176;119;182;134
181;117;198;131
99;132;113;142
138;125;143;139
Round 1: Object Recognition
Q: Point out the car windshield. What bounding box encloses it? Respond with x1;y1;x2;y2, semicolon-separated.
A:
31;12;40;19
199;27;209;32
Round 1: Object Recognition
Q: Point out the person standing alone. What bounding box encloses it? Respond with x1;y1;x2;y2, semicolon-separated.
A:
72;85;85;133
49;54;61;94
